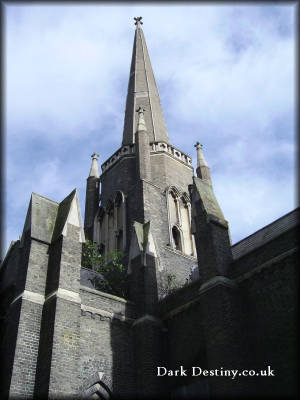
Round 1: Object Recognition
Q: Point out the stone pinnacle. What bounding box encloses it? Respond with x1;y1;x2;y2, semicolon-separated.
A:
89;152;99;178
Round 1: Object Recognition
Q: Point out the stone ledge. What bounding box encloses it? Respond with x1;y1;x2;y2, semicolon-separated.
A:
45;288;81;304
199;276;236;295
81;304;134;324
132;314;164;328
80;284;134;304
164;245;197;260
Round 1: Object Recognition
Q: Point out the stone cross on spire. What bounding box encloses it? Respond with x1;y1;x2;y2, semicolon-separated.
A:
136;106;147;132
89;152;99;178
134;16;143;27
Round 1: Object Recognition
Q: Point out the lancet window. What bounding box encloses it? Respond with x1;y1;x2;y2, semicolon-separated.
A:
167;187;195;256
94;191;126;258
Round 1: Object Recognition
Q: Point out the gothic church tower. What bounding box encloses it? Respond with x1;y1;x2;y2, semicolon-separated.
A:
84;17;197;298
1;17;297;400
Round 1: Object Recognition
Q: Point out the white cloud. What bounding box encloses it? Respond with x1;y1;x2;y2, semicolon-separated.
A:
213;171;296;244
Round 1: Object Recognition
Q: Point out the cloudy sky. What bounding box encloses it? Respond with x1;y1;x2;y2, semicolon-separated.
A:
3;3;296;257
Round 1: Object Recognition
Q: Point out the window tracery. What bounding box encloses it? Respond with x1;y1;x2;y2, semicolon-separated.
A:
94;191;126;258
167;187;195;256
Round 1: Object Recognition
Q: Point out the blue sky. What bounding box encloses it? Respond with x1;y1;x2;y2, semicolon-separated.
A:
3;3;297;257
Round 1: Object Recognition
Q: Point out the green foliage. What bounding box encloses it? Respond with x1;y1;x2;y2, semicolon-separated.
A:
161;273;178;296
163;273;192;297
167;274;177;291
82;240;127;298
82;240;103;269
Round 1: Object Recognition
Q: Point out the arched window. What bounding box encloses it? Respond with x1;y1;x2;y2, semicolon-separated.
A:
98;207;106;253
106;201;114;254
169;190;180;225
114;191;125;252
180;194;194;256
94;192;126;258
167;187;195;256
172;226;182;251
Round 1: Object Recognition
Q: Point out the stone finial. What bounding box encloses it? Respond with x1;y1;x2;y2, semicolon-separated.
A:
91;152;99;160
195;141;211;182
136;106;147;132
89;152;99;178
134;16;143;27
195;141;208;168
194;141;202;150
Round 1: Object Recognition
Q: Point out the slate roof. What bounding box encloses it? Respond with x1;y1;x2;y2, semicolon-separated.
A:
231;208;299;260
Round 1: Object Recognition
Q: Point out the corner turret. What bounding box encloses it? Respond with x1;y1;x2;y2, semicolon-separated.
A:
84;153;100;241
190;144;232;281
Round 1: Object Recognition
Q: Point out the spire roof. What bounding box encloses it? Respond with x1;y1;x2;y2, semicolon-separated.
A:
122;17;170;146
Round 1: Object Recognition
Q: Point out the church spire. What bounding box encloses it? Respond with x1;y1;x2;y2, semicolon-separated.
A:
122;17;170;146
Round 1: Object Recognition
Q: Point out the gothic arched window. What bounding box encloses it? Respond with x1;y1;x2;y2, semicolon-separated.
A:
172;226;182;251
114;191;125;252
106;200;114;254
98;207;106;253
95;191;126;259
180;193;194;256
167;187;195;256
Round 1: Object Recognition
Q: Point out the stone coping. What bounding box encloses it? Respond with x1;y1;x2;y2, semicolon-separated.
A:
80;284;134;305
